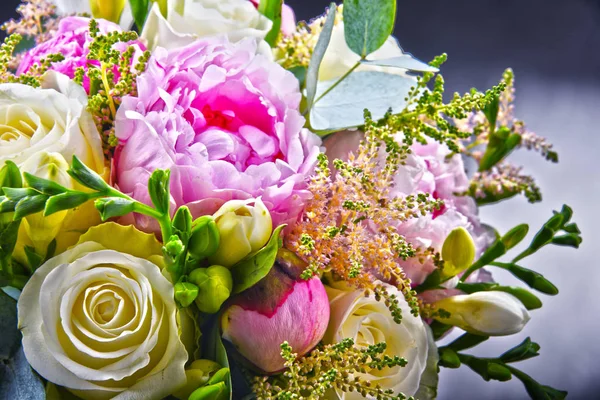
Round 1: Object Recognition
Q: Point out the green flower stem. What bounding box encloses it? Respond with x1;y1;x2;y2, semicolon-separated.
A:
313;60;362;106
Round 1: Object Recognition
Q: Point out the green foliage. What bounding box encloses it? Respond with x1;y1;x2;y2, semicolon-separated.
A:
129;0;150;29
188;216;220;261
148;169;171;215
438;337;567;399
343;0;397;58
230;224;286;294
455;282;542;310
203;320;232;400
94;197;137;220
189;266;232;314
479;126;522;171
258;0;283;47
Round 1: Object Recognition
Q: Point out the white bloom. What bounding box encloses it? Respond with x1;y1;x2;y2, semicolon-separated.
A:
209;198;272;267
434;291;531;336
18;224;188;400
324;283;429;399
141;0;272;51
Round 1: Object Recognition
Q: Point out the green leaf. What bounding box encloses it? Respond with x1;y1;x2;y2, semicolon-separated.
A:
501;224;529;250
67;156;109;192
44;192;90;216
343;0;397;58
24;246;43;271
493;262;559;295
360;54;439;72
95;197;136;221
148;169;171;215
482;95;500;131
0;219;21;261
14;195;47;220
500;337;540;363
456;282;543;310
258;0;283;47
479;126;522;171
305;3;337;113
203;319;232;400
0;291;46;399
288;66;307;88
23;173;68;195
506;365;567;400
0;161;22;195
310;71;415;131
230;224;286;294
129;0;150;29
447;332;489;352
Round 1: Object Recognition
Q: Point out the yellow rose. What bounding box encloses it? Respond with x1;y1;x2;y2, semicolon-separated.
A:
18;223;188;400
0;71;107;263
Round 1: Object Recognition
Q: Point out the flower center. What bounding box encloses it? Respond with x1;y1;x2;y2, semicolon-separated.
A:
91;289;123;324
202;105;234;130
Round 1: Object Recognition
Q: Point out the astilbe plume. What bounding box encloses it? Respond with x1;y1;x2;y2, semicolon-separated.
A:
456;69;558;204
287;112;444;318
253;339;412;400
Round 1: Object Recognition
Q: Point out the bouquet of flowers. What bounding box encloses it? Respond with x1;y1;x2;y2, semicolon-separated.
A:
0;1;583;399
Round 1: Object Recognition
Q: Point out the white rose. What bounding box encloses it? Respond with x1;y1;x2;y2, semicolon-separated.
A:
17;223;188;400
0;71;106;260
323;283;429;399
319;21;410;82
142;0;272;51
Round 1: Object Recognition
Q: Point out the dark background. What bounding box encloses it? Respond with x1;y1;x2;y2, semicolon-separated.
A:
1;1;599;399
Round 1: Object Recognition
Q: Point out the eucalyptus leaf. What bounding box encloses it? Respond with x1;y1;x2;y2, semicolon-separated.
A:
360;54;439;72
343;0;397;58
230;224;286;294
309;71;415;131
305;3;337;113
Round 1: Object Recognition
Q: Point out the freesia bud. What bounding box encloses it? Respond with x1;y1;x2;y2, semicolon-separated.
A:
89;0;126;23
433;291;530;336
174;282;199;308
209;198;272;267
189;265;233;314
188;216;220;260
440;227;476;279
221;250;329;373
173;359;221;400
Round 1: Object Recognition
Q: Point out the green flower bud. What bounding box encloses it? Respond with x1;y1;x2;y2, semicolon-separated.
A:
441;227;476;279
172;359;221;400
164;235;184;258
188;216;220;260
189;265;232;314
188;381;228;400
174;282;199;308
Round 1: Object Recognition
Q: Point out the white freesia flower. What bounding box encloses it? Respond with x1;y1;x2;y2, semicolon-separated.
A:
142;0;272;51
209;198;273;267
323;283;429;399
18;223;188;400
433;291;531;336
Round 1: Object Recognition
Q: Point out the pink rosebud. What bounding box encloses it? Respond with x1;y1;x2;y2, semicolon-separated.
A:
221;250;329;373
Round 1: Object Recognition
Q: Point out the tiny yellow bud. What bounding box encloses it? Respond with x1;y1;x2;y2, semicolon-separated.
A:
89;0;126;23
441;227;476;278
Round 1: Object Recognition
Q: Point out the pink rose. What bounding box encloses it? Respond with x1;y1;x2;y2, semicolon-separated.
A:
17;17;144;92
114;37;320;231
221;250;329;373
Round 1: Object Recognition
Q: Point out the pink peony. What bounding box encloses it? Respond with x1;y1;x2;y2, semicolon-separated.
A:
221;250;329;373
17;17;144;91
324;131;495;285
114;37;320;230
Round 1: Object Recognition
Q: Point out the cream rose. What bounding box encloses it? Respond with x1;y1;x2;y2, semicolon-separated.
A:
0;71;106;259
142;0;272;51
323;283;429;399
17;223;188;400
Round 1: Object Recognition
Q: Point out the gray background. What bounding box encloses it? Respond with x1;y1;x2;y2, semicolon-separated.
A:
1;0;599;398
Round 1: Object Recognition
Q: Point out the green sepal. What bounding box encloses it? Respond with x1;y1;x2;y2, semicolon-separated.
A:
500;337;540;363
2;188;38;202
23;173;68;195
230;224;286;294
14;195;48;220
174;281;199;308
188;381;228;400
